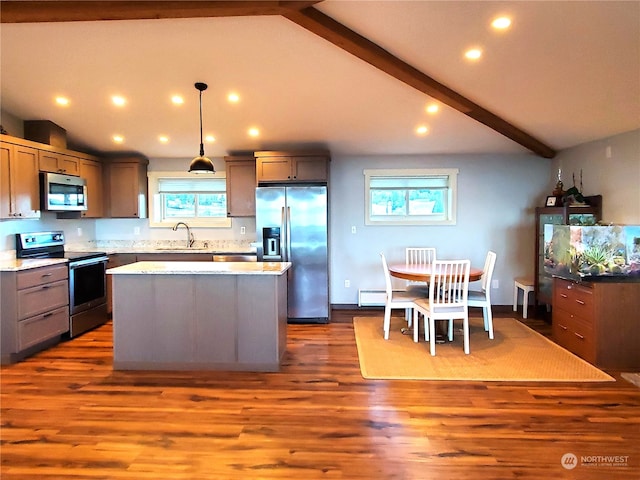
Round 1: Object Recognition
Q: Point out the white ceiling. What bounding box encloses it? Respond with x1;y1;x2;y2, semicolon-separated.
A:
1;1;638;160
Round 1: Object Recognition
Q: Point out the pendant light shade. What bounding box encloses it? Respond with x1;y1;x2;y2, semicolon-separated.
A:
189;82;215;174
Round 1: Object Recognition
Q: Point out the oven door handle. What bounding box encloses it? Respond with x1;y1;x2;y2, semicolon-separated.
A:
68;256;109;268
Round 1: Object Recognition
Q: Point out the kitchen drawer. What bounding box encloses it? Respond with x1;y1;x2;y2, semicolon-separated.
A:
17;279;69;319
553;279;594;321
553;307;595;363
18;305;69;351
17;264;68;289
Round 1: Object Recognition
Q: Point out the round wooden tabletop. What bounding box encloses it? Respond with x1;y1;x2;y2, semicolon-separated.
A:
388;264;484;283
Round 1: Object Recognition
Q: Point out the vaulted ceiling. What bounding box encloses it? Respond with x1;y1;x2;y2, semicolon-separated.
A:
1;1;638;160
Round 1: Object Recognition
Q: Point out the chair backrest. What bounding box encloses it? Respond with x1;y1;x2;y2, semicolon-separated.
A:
428;259;470;310
406;247;436;266
480;251;497;295
380;252;393;297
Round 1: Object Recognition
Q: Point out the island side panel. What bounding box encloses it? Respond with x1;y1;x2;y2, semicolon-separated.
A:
236;273;287;369
194;275;237;363
113;274;197;365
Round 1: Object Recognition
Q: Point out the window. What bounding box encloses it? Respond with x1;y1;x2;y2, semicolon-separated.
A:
364;168;458;225
148;171;232;228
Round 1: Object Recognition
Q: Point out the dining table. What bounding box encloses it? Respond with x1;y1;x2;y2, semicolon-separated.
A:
388;262;484;341
388;263;484;283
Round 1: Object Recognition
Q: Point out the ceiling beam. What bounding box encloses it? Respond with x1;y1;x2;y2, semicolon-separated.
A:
284;7;556;158
0;1;322;23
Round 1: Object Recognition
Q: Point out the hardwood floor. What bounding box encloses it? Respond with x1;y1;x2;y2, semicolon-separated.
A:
1;309;639;479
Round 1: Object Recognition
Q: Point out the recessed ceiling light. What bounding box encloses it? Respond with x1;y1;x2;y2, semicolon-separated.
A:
159;135;169;143
228;92;240;103
171;95;184;105
112;95;127;107
248;128;260;137
416;125;429;135
112;134;124;144
465;48;483;61
426;103;439;114
492;16;511;30
55;96;70;107
205;135;215;143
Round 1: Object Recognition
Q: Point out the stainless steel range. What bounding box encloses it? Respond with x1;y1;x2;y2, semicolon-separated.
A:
16;231;109;337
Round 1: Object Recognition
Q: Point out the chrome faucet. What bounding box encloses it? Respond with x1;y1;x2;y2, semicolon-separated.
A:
172;222;195;248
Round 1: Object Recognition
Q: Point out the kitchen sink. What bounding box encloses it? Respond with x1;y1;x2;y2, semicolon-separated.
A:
154;247;210;251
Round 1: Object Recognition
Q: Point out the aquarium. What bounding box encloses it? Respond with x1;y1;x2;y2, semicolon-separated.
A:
544;224;640;280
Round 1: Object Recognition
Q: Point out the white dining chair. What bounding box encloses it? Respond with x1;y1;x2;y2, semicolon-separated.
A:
380;252;422;340
412;259;471;355
467;251;497;340
404;247;436;295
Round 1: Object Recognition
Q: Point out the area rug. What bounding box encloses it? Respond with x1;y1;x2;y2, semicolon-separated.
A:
353;316;614;382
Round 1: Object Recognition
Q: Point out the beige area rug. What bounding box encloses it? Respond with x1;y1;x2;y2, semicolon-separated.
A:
354;316;614;382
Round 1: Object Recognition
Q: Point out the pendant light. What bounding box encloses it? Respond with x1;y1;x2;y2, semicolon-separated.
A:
188;82;215;173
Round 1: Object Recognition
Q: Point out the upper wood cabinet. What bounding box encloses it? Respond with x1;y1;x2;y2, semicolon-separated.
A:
255;151;329;183
103;155;148;218
224;155;256;217
79;158;104;218
0;138;41;219
38;151;80;176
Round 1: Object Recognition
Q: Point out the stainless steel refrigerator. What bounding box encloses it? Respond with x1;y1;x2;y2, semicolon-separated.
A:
256;186;329;323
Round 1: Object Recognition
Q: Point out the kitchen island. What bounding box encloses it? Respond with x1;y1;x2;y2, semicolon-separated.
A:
107;261;290;371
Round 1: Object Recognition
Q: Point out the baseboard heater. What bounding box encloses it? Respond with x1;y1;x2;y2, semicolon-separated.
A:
358;289;398;307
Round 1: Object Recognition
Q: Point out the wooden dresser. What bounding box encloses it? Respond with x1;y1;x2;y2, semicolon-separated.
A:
552;277;640;370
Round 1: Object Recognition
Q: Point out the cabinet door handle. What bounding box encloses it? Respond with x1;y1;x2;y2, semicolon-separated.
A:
560;293;568;298
574;332;585;340
575;300;585;305
559;324;568;331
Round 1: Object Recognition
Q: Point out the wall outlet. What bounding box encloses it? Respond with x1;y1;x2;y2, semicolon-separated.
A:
76;227;82;237
240;226;246;235
492;279;499;289
134;227;140;235
351;226;357;234
344;279;351;288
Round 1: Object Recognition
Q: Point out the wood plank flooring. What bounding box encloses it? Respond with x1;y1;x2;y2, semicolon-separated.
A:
1;309;639;479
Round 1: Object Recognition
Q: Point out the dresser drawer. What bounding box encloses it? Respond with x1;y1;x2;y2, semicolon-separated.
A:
553;278;594;322
553;307;595;363
18;306;69;351
17;264;68;289
17;279;69;319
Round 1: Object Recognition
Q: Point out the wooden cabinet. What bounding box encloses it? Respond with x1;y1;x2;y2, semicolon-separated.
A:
106;254;137;314
0;139;41;219
224;155;256;216
103;156;148;218
38;150;80;175
1;263;70;364
79;158;104;218
552;277;640;369
255;151;329;183
535;195;601;307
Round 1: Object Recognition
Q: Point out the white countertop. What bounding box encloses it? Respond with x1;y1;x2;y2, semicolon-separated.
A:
0;257;68;272
107;261;291;275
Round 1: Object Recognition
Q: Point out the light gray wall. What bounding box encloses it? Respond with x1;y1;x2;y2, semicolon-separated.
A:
328;153;549;306
550;129;640;224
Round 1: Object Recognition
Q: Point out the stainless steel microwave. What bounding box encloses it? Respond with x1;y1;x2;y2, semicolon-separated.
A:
40;172;88;212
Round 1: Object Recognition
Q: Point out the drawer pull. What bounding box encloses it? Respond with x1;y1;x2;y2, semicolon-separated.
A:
559;324;568;331
41;285;50;290
41;273;53;277
574;332;585;340
42;312;53;318
560;293;568;298
575;300;585;305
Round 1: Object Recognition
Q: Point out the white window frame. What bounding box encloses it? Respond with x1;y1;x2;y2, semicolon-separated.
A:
364;168;458;226
148;171;232;228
